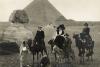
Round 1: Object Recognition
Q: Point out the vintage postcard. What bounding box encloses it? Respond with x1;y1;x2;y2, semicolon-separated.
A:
0;0;100;67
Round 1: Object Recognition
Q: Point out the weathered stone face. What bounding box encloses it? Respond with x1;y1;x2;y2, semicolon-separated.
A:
9;10;29;24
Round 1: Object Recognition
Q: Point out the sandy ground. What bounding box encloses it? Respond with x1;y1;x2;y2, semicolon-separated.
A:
0;53;20;67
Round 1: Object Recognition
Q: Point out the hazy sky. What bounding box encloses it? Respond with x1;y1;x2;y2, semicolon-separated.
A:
0;0;100;21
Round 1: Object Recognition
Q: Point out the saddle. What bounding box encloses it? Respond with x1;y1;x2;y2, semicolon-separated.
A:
80;34;94;49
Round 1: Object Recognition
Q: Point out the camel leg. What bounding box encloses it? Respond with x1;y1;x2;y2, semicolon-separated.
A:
87;48;92;61
91;55;93;61
89;49;91;61
80;54;84;64
81;56;84;64
32;54;34;67
37;52;39;60
91;49;93;61
68;57;70;63
80;57;82;64
41;50;43;56
83;55;85;63
87;56;89;61
91;49;94;61
55;53;57;62
44;48;48;55
43;42;48;55
51;45;53;53
81;56;83;64
86;49;89;61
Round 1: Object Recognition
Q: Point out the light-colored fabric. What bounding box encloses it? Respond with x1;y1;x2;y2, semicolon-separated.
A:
22;47;27;51
53;45;63;55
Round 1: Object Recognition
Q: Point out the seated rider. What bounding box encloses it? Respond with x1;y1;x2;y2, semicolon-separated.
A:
35;26;45;44
54;24;65;49
80;23;92;43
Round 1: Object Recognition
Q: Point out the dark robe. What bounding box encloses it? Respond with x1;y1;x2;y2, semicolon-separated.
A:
82;27;92;40
54;35;65;49
35;30;45;43
82;27;90;35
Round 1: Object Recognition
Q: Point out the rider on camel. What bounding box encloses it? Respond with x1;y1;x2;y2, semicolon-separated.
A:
80;23;92;43
83;23;92;40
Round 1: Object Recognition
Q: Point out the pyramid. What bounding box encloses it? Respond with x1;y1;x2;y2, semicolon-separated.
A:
24;0;67;26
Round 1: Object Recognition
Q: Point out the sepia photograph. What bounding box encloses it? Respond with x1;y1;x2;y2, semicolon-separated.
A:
0;0;100;67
